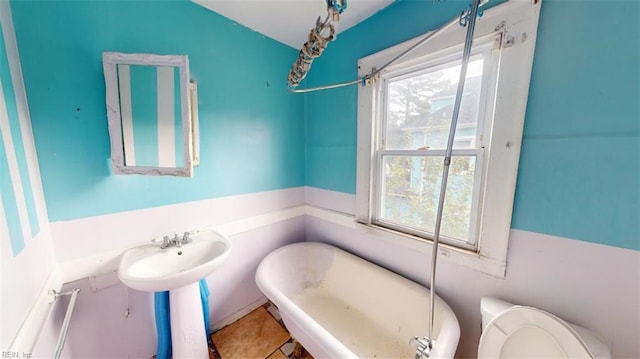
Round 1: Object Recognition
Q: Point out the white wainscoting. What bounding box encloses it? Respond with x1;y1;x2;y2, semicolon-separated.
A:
1;230;59;353
304;187;640;358
19;187;303;357
22;186;640;358
34;216;306;358
305;186;355;215
50;187;305;264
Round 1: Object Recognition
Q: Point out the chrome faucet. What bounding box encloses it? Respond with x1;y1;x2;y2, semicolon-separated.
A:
160;232;192;249
181;231;192;245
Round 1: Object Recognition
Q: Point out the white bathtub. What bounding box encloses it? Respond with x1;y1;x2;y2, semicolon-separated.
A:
255;242;460;359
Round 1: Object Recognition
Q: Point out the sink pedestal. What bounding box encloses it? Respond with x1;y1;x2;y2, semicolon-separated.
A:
170;282;209;358
118;230;231;357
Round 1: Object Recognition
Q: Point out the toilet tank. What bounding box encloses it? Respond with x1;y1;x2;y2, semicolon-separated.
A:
480;297;513;331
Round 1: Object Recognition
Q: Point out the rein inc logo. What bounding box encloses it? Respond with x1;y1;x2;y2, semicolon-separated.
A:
1;352;32;358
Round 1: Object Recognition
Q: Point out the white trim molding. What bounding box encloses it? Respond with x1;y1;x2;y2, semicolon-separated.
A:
7;267;63;353
14;186;640;357
50;187;306;279
304;186;355;215
102;52;193;177
305;200;640;357
306;203;506;277
56;201;515;284
355;0;542;278
1;2;58;353
58;205;307;284
0;76;31;242
0;0;49;237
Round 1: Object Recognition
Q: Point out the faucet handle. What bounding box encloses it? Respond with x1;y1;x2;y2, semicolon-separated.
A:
182;231;192;243
159;235;172;249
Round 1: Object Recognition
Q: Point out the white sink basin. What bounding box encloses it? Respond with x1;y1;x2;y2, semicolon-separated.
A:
118;230;231;292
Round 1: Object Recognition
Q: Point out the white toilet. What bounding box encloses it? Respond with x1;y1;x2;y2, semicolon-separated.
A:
478;297;611;358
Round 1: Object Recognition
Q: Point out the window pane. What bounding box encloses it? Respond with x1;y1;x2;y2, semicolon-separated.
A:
379;155;477;242
384;56;484;150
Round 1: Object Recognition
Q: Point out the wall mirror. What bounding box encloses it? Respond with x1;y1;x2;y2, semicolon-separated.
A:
102;52;199;177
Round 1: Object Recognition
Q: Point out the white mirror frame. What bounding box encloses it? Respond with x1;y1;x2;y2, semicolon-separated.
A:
102;52;193;177
189;81;200;166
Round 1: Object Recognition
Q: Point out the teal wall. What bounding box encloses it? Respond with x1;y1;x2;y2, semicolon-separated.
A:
11;0;305;221
0;14;39;256
1;21;25;256
10;0;639;250
304;0;639;250
305;0;484;193
511;0;639;251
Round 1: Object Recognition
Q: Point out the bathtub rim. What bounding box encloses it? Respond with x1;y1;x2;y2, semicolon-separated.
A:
256;241;461;358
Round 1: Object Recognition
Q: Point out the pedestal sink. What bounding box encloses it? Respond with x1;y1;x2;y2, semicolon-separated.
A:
118;230;231;358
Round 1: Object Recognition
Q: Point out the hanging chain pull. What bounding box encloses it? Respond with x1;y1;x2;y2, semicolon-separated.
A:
288;0;488;92
287;16;336;88
287;0;348;89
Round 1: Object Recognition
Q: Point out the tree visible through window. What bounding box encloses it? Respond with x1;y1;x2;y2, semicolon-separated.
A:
376;56;485;245
357;0;541;273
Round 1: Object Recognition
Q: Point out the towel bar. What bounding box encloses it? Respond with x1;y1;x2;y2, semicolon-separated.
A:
50;288;80;359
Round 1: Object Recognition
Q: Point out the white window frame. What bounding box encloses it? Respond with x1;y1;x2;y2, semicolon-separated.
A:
356;0;541;277
374;43;496;250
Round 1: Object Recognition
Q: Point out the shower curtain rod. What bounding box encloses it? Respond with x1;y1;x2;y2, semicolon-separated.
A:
288;0;488;93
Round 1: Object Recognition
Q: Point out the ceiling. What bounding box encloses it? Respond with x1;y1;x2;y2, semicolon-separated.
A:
192;0;394;49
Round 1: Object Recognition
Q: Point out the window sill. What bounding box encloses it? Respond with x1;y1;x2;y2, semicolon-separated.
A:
305;205;507;278
353;0;542;280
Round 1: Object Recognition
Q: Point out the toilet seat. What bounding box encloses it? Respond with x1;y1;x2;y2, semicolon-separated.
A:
478;306;594;358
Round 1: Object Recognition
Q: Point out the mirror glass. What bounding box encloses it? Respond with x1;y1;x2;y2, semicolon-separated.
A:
103;52;197;177
117;64;184;168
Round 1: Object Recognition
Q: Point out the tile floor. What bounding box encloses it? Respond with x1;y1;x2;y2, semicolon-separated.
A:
209;303;313;359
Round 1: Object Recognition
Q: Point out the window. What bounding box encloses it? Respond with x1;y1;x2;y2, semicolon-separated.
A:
356;0;541;276
376;49;493;250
